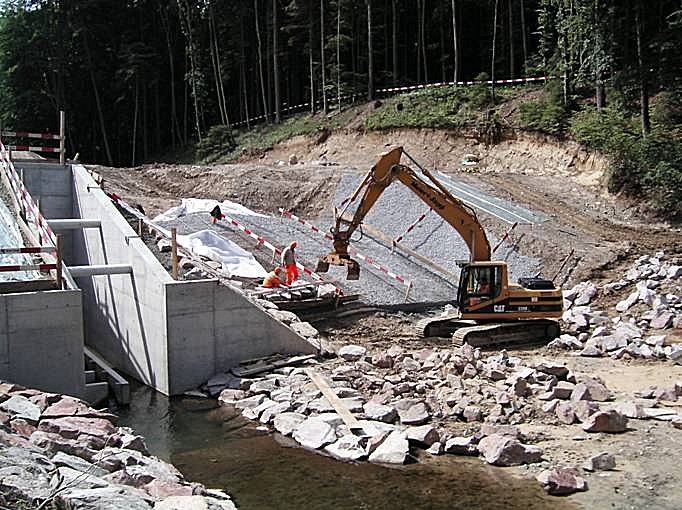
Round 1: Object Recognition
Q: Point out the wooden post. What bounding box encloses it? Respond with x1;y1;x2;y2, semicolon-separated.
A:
137;218;143;237
56;235;63;289
171;228;178;280
404;281;413;302
59;110;65;165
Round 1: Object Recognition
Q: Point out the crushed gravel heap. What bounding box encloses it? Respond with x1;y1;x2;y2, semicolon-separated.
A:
154;172;543;306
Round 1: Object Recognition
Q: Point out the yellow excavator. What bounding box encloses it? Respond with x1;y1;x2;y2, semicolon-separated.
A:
316;146;563;347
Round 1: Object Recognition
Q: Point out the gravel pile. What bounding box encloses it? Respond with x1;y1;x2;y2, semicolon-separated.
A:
154;171;543;306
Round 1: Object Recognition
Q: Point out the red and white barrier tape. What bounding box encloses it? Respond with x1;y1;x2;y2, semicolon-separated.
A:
106;191;342;294
393;208;431;244
1;131;61;140
6;145;61;153
492;222;519;254
0;263;56;272
0;141;56;245
279;209;412;289
0;246;56;255
234;76;549;127
222;215;341;292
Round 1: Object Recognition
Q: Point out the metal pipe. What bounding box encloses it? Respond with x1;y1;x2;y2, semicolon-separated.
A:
48;219;101;230
68;264;132;277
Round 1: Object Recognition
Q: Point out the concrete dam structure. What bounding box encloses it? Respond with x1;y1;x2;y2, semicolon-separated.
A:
0;152;315;402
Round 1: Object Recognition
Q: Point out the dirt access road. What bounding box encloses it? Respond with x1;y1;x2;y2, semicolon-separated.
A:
94;128;682;509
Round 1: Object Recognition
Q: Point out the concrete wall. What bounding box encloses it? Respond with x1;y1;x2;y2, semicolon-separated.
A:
166;280;316;394
0;290;85;398
71;165;172;394
71;164;315;396
15;162;74;261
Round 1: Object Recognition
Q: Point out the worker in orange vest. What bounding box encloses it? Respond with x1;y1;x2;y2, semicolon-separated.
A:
262;267;284;288
281;241;299;285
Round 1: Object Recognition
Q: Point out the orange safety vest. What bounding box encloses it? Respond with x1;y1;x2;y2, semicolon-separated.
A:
263;271;283;288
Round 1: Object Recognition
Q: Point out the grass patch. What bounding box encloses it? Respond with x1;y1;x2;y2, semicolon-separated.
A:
363;84;533;131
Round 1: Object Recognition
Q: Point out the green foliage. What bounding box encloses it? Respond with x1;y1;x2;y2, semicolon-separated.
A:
569;102;636;150
651;91;682;136
196;125;236;163
606;133;682;219
519;82;569;135
362;84;512;131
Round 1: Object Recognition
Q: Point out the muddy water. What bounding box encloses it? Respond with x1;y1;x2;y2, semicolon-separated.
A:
117;384;575;510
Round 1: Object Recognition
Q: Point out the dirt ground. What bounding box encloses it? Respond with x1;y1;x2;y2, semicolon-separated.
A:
94;128;682;509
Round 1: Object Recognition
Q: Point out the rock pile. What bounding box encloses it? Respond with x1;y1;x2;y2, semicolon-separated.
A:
0;382;237;510
554;253;682;361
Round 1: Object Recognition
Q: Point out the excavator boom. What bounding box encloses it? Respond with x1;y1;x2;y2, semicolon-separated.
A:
316;146;490;279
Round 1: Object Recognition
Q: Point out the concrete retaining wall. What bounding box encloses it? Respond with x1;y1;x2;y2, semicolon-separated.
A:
166;280;315;394
71;165;315;396
15;162;74;261
0;289;85;398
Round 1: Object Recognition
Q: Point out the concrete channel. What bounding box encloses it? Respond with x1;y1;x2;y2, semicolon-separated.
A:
0;155;317;404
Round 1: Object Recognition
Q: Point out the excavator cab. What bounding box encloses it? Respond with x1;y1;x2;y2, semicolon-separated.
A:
457;263;504;311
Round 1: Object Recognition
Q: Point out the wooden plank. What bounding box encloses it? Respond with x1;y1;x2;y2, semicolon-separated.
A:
0;279;56;294
231;354;316;377
304;368;364;432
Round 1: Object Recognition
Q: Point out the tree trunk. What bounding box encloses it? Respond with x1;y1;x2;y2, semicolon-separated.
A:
635;4;650;135
132;76;138;166
158;2;182;147
508;0;515;78
254;0;270;123
452;0;459;84
367;0;374;100
82;33;113;165
320;0;327;113
176;0;202;141
239;13;250;128
491;0;499;103
309;0;315;114
337;0;342;110
416;0;421;83
392;0;398;85
420;0;428;83
273;0;281;123
208;5;227;125
519;0;527;75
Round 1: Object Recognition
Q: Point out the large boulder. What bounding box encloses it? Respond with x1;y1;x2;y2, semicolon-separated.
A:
537;467;588;495
292;417;337;449
368;430;409;465
478;434;543;466
582;410;628;433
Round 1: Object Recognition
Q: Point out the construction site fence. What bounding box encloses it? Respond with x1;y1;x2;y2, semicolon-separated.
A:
0;111;66;164
233;76;549;128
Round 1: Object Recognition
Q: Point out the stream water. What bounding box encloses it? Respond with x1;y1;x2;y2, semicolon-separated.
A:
117;383;575;510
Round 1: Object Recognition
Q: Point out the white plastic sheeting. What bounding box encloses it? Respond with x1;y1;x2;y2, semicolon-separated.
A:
153;198;266;222
177;229;267;279
0;198;38;281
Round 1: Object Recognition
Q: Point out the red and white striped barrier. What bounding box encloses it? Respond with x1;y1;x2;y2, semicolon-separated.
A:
1;131;61;140
279;209;412;292
6;145;61;153
221;215;342;293
393;208;432;245
106;191;342;294
0;263;56;272
0;246;56;255
492;221;519;253
234;76;550;127
0;141;56;246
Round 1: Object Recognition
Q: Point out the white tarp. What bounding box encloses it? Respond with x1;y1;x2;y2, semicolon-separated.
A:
177;229;267;279
153;198;265;222
0;198;37;281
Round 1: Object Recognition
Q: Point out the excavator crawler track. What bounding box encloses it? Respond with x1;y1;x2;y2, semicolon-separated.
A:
451;320;560;348
416;315;560;348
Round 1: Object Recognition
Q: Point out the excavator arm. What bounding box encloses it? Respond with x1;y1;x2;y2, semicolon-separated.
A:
317;146;491;279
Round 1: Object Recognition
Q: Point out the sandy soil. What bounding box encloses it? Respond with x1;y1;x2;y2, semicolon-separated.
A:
94;127;682;509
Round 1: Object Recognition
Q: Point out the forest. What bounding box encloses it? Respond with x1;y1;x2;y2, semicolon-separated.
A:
0;1;680;217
